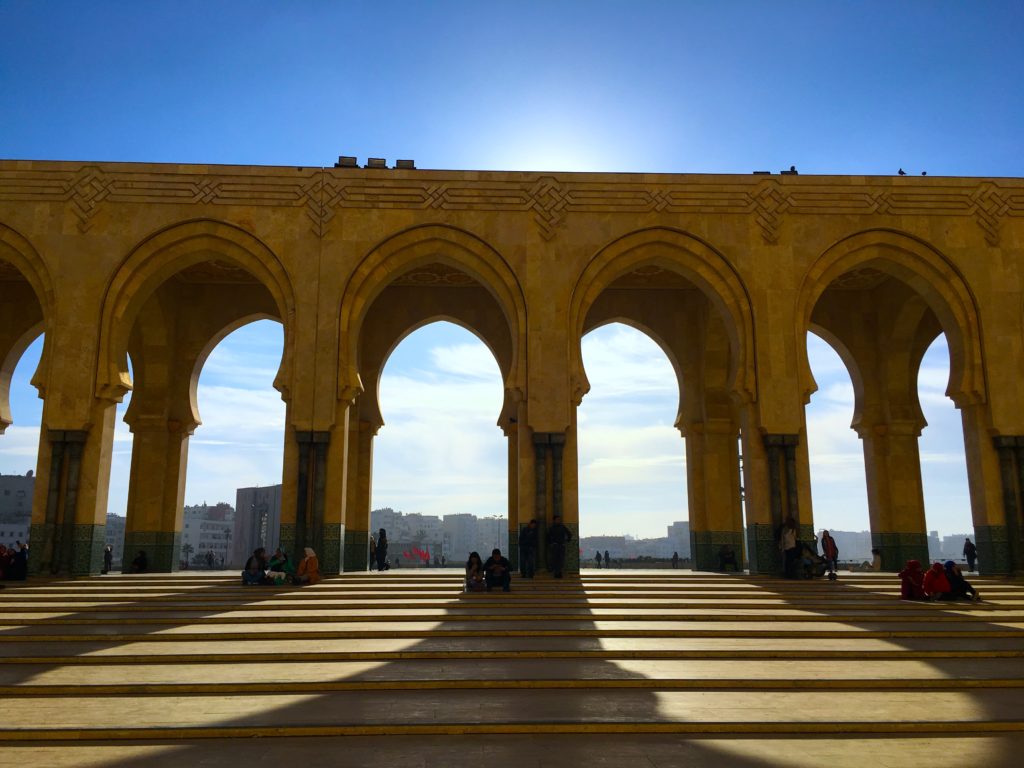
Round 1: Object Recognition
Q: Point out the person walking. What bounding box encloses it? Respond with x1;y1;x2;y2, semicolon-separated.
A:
518;519;538;579
963;538;977;572
595;550;603;569
547;515;572;578
671;551;679;569
368;534;377;571
375;529;388;572
603;550;611;569
102;545;113;575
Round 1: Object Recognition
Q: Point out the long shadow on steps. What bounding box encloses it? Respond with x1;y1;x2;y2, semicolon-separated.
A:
0;570;1021;767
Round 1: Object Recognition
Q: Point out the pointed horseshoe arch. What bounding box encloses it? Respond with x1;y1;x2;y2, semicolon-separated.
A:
0;222;55;427
569;227;757;406
338;224;528;403
96;219;297;404
797;229;986;408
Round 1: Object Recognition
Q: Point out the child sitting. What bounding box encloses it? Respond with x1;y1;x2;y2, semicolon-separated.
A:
898;559;926;600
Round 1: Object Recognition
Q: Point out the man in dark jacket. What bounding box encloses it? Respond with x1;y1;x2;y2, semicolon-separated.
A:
518;519;538;579
483;548;512;592
547;515;572;578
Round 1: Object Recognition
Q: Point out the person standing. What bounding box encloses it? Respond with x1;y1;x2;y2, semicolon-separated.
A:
963;538;977;572
820;530;839;578
603;550;611;569
518;519;538;579
671;552;679;569
779;517;799;578
102;545;113;575
547;515;572;578
375;529;388;572
595;550;603;569
368;534;377;571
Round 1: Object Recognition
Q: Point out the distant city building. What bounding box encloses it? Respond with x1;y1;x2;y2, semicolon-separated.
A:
232;485;282;567
105;513;126;568
0;471;33;547
370;508;508;565
667;520;691;558
182;502;234;569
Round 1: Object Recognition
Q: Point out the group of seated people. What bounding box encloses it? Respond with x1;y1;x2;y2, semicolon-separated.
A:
0;542;28;581
465;548;511;592
898;559;981;601
242;546;321;586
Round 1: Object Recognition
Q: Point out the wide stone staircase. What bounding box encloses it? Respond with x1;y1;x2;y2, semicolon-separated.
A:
1;570;1023;766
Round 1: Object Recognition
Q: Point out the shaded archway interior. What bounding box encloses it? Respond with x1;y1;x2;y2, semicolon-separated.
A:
340;261;517;571
580;264;743;572
115;256;284;572
807;263;962;570
0;258;45;434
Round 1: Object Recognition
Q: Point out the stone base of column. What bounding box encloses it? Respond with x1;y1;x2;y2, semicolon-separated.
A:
508;532;519;570
746;523;781;575
872;531;928;572
691;530;745;572
278;523;296;562
123;530;181;573
320;523;343;575
974;524;1011;575
28;522;105;575
343;528;369;572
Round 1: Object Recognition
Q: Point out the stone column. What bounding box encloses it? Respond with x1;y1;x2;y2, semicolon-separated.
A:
856;418;929;571
292;430;336;570
30;403;117;575
739;406;774;574
687;419;744;571
342;419;374;571
506;427;519;568
990;436;1023;574
122;416;191;572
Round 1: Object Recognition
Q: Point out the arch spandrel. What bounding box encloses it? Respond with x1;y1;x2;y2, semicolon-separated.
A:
338;224;527;406
570;227;757;409
798;229;985;410
97;219;297;406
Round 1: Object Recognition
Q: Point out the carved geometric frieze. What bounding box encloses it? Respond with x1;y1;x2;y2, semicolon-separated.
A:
2;164;1023;243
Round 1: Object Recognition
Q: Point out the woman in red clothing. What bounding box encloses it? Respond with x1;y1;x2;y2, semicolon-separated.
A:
922;561;952;601
897;560;926;600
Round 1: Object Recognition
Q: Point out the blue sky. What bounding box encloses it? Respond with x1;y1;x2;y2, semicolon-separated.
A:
2;1;1022;537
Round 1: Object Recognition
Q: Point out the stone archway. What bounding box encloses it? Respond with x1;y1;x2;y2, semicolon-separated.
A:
570;227;756;571
797;228;1003;571
337;226;526;570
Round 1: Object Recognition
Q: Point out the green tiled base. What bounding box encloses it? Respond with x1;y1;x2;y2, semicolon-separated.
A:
320;523;343;575
122;530;181;573
343;528;369;572
72;523;106;575
974;524;1012;575
28;522;106;575
746;523;781;575
872;531;928;573
691;530;745;572
27;523;47;575
508;529;519;570
278;523;296;562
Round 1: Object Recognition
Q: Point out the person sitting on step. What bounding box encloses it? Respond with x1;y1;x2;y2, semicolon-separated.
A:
483;548;512;592
294;547;321;586
241;547;270;586
944;560;981;602
923;561;952;601
898;560;926;600
465;551;486;592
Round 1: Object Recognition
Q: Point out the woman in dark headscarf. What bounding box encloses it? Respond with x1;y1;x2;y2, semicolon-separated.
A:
375;528;388;571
